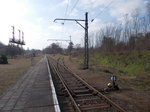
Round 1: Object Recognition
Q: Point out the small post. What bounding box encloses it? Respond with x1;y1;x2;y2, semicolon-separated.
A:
111;75;117;88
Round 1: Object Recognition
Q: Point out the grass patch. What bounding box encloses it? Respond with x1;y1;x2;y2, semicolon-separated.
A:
90;51;150;90
90;51;150;75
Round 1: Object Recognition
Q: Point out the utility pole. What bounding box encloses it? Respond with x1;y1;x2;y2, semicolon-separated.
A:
54;12;89;69
84;12;88;69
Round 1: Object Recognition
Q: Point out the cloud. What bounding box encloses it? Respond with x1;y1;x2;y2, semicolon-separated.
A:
109;0;147;21
48;25;63;32
0;0;28;45
0;0;148;50
0;0;29;20
36;17;44;23
79;0;110;9
78;0;147;22
48;0;68;12
89;19;104;32
69;9;79;17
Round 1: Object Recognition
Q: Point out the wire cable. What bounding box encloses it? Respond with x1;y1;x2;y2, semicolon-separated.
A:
63;0;70;24
68;0;79;16
91;0;114;22
65;0;70;17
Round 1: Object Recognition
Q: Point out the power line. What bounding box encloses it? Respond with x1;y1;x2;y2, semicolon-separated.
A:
63;0;70;24
91;0;114;22
68;0;79;16
86;0;97;13
61;0;80;25
64;0;70;17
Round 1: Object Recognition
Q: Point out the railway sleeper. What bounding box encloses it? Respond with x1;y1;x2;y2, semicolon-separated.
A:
75;96;100;101
68;85;87;89
67;84;84;87
76;99;104;106
75;93;93;97
66;82;84;86
92;91;98;95
71;87;87;90
73;89;91;94
79;103;110;111
75;97;101;102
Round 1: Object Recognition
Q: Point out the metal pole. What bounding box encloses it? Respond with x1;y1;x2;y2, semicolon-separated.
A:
54;12;89;69
18;30;21;41
84;12;88;69
22;32;24;42
12;26;15;40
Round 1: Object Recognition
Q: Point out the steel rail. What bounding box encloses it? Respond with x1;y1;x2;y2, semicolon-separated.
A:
64;65;126;112
48;56;127;112
48;59;81;112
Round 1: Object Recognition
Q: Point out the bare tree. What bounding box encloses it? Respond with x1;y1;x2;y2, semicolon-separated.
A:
101;37;115;52
88;33;95;48
132;9;141;37
123;14;131;43
67;41;74;54
114;24;122;44
146;1;150;32
146;2;150;24
43;43;63;54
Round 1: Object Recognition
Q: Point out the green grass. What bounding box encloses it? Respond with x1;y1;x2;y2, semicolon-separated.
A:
90;51;150;76
90;51;150;90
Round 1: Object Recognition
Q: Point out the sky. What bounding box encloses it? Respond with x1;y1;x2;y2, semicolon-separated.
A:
0;0;149;50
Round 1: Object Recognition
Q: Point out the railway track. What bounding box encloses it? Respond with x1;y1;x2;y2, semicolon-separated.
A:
48;56;127;112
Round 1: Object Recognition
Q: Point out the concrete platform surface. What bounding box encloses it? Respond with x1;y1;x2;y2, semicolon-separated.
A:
0;58;55;112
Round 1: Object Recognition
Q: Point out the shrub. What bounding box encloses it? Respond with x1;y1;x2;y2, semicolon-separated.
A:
0;55;8;64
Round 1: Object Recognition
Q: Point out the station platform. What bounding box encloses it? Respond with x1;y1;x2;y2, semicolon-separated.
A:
0;57;60;112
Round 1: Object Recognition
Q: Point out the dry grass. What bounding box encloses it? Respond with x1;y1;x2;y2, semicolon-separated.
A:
0;55;43;96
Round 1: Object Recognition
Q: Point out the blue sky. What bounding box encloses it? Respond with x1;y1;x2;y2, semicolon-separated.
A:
0;0;149;49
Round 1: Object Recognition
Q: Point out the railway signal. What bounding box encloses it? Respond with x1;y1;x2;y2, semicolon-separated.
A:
54;12;89;69
9;26;25;47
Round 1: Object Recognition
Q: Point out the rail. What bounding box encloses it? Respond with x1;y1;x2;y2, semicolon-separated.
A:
48;56;127;112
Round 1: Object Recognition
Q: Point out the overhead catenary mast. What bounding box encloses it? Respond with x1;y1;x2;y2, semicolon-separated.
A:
54;12;89;69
